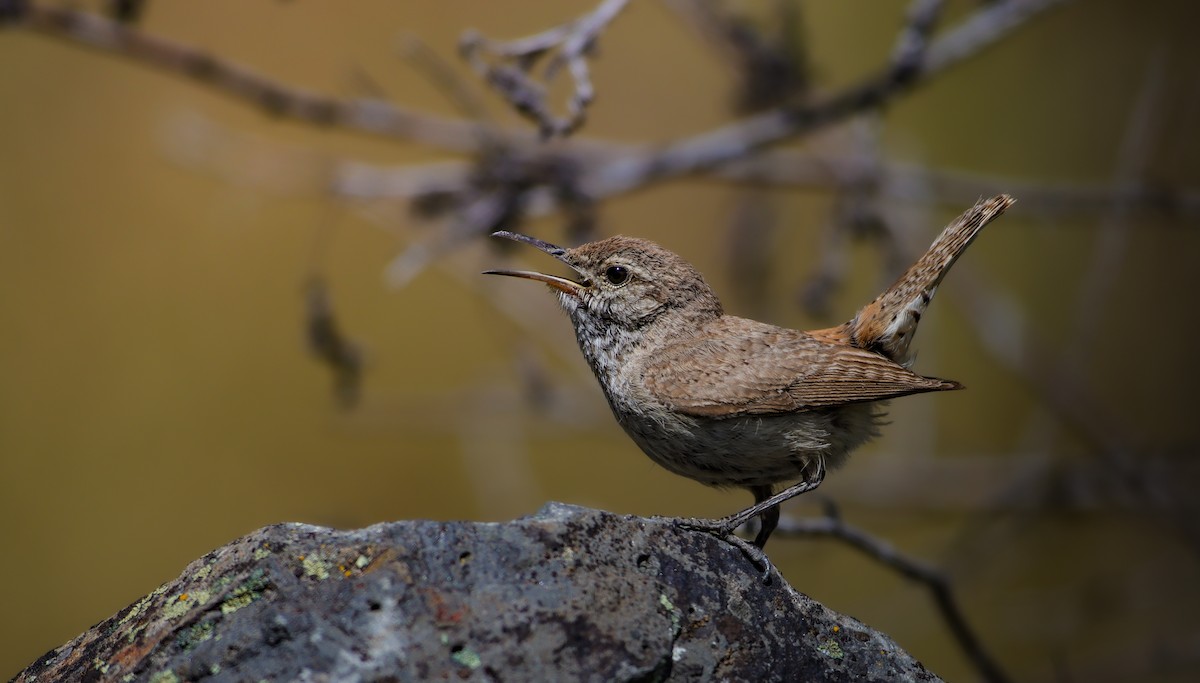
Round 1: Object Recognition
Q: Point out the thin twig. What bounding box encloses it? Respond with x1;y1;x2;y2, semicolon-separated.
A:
1068;50;1164;357
9;4;496;153
776;511;1012;683
584;0;1064;197
665;0;813;112
331;148;1200;217
8;0;1063;168
398;33;497;146
304;276;364;409
891;0;946;81
460;0;631;137
796;118;892;319
157;106;1200;229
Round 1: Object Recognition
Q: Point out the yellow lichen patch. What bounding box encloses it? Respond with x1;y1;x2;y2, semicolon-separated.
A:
117;584;168;627
220;569;270;614
450;646;482;670
833;625;840;633
160;589;214;620
221;593;255;614
161;594;195;620
302;555;331;580
92;656;109;674
148;670;179;683
193;563;214;581
817;639;844;660
253;545;272;561
176;622;214;651
658;593;682;632
354;554;370;569
118;596;152;626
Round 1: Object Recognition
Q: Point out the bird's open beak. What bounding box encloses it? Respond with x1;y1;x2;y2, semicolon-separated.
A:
483;231;588;296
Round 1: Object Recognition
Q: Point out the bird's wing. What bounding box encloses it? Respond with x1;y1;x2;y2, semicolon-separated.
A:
640;317;959;419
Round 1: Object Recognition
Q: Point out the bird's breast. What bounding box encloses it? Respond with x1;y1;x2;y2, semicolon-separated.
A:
569;315;642;389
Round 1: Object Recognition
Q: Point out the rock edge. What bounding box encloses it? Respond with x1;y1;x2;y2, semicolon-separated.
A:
13;503;941;682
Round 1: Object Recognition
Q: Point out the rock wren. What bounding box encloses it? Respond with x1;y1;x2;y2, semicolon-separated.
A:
485;195;1013;558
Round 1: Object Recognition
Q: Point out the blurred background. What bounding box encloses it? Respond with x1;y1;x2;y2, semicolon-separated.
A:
1;1;1198;680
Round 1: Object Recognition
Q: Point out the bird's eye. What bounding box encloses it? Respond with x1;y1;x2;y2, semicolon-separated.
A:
604;265;630;286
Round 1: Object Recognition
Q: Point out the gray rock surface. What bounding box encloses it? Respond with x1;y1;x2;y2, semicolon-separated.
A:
13;503;941;682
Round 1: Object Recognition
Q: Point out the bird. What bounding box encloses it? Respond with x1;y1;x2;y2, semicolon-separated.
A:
484;195;1013;561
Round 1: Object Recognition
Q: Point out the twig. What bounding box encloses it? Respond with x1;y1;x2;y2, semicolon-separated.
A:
796;119;893;319
667;0;814;313
776;510;1012;683
584;0;1064;197
9;3;496;153
891;0;946;82
158;106;1200;233
106;0;145;25
8;0;1062;171
332;147;1200;217
939;245;1200;550
1068;50;1164;358
399;34;494;126
665;0;812;112
304;277;363;409
460;0;631;137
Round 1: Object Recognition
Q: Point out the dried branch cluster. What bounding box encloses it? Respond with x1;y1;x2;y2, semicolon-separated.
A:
460;0;630;137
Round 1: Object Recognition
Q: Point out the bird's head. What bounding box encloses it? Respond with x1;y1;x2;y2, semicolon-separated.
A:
485;231;722;335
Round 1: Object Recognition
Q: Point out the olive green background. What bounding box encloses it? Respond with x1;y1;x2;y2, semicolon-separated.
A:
1;1;1198;680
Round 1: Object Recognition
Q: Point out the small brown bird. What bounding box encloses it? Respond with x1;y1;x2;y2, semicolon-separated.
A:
486;195;1012;558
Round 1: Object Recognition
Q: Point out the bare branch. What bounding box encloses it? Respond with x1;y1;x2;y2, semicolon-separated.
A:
9;4;495;153
891;0;946;81
332;147;1200;218
460;0;631;138
1068;50;1165;353
304;277;364;409
159;106;1199;232
776;510;1012;683
665;0;813;112
9;0;1061;172
584;0;1065;196
398;34;494;129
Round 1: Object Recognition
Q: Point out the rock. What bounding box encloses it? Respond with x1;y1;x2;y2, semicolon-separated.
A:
13;503;941;682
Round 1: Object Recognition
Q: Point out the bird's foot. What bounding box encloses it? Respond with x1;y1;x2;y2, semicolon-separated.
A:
674;516;776;584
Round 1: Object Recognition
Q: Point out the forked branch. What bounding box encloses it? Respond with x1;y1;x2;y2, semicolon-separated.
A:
460;0;631;138
777;509;1012;683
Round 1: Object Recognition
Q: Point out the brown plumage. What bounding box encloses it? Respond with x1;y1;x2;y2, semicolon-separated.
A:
486;195;1013;556
642;317;958;418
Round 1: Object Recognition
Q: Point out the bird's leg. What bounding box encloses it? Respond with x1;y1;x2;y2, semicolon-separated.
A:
750;484;780;549
694;461;826;538
676;460;826;581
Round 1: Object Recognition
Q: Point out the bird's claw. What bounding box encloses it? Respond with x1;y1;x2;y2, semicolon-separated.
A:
675;516;776;584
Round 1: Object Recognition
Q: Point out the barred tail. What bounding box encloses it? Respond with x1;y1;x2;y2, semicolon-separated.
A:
847;195;1014;364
